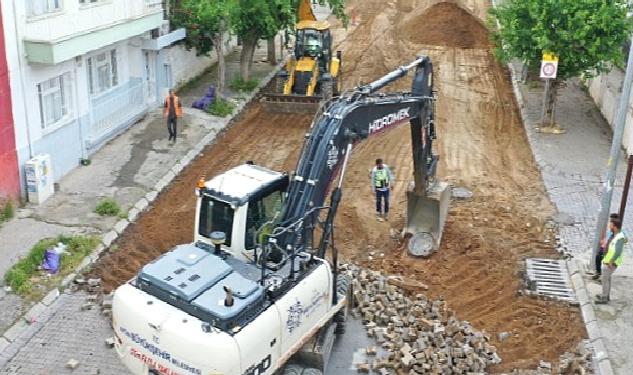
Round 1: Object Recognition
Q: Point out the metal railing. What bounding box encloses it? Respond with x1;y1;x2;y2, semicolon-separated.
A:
88;80;146;146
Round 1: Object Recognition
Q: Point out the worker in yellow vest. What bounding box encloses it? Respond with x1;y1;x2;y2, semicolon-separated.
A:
371;158;395;222
596;217;627;304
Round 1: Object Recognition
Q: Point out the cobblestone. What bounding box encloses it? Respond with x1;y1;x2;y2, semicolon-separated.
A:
0;293;129;375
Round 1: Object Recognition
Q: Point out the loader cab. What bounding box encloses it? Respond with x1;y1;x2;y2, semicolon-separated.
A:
295;21;332;72
195;164;289;260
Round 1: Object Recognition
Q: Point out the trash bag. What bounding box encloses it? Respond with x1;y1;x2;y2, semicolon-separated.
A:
41;242;66;274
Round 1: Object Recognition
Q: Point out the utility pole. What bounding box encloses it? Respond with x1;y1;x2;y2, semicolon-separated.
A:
589;34;633;271
619;155;633;220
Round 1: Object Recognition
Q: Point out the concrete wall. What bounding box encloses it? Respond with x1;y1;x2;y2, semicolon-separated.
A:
166;35;238;92
587;68;633;154
0;3;20;199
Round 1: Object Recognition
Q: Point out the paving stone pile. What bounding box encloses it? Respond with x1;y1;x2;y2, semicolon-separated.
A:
342;265;501;374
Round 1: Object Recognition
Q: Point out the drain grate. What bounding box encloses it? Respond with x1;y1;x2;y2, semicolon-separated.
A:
525;258;576;303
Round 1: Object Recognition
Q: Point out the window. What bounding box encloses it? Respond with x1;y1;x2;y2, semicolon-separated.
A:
37;73;72;129
79;0;104;5
198;196;235;247
87;50;118;95
27;0;62;17
245;190;284;250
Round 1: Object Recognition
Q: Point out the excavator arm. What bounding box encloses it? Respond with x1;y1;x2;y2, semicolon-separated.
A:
267;56;444;262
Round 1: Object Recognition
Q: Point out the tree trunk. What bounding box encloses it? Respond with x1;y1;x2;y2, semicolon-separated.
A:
213;21;226;97
267;37;276;65
239;35;258;81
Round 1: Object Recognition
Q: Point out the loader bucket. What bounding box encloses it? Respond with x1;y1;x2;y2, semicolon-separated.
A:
261;93;322;114
405;180;451;257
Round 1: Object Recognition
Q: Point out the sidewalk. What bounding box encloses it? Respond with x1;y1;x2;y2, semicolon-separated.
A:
511;63;633;375
0;41;281;365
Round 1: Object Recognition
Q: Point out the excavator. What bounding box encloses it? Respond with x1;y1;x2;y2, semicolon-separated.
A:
263;0;342;113
112;56;450;375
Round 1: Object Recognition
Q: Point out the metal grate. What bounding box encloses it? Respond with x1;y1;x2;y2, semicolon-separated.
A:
525;258;576;303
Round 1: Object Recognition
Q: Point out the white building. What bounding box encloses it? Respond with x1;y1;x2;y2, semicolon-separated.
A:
1;0;188;193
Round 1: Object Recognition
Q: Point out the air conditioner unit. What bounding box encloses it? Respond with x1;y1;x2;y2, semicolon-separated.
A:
25;154;55;204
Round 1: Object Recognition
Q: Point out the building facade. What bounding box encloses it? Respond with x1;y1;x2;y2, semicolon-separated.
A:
0;3;20;200
1;0;185;195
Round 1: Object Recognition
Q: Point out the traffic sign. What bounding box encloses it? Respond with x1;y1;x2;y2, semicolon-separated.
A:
540;52;559;79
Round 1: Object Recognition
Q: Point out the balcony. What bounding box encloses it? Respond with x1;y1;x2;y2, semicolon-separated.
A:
24;0;164;64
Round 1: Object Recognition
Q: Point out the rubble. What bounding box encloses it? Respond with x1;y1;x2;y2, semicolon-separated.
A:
342;264;500;374
66;358;80;369
509;341;594;374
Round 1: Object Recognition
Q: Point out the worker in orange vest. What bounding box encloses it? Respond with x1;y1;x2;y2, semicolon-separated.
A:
164;89;182;142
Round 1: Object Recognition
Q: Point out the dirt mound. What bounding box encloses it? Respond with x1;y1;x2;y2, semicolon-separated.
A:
403;2;490;48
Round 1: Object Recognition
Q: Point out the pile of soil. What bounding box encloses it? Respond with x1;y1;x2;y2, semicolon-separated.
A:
403;2;490;48
90;0;586;372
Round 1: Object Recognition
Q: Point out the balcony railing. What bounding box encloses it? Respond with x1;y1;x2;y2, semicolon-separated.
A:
87;79;146;148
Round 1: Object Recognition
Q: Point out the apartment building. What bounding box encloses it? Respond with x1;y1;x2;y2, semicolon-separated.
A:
1;0;186;193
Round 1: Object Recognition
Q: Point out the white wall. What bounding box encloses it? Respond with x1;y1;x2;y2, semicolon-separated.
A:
22;0;161;42
166;35;238;92
587;68;633;153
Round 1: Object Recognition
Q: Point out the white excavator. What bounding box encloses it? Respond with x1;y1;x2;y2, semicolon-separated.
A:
111;56;450;375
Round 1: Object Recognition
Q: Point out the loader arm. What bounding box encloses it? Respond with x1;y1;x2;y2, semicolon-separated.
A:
270;56;438;255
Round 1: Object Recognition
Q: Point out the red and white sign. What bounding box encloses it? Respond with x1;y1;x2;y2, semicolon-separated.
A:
540;53;559;79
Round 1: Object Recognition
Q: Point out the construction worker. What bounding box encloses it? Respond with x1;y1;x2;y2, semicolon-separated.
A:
164;89;182;142
595;217;627;304
371;158;395;222
593;213;620;280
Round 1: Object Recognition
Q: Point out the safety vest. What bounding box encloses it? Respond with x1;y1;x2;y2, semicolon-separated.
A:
164;95;183;118
603;231;626;266
374;168;390;189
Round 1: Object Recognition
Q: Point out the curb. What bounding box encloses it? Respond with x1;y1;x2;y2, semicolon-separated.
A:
0;53;288;357
506;59;615;375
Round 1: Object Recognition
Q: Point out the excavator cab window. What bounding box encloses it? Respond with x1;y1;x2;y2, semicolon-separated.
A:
245;190;284;250
198;196;235;247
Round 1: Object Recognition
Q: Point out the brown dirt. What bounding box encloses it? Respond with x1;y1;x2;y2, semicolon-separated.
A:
404;2;490;48
91;0;586;372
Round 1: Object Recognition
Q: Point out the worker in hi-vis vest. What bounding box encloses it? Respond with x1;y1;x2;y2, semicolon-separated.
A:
596;217;627;304
370;158;395;222
164;89;183;142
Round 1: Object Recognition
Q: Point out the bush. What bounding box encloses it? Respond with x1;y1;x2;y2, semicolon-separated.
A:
0;200;15;224
229;77;259;92
206;98;235;117
4;235;99;296
95;198;120;216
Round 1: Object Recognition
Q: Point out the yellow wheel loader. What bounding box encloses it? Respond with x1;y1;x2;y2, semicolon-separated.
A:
263;0;342;113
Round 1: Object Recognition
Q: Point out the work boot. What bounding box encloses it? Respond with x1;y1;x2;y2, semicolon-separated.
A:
383;213;389;221
594;295;609;304
376;213;383;222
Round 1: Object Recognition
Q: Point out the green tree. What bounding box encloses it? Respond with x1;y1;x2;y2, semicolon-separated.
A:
233;0;348;80
491;0;632;129
170;0;235;95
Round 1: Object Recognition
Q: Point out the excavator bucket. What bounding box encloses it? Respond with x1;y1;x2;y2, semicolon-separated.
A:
405;181;451;257
261;93;323;114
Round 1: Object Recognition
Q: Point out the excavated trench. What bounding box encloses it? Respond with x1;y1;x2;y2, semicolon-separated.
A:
91;0;586;372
